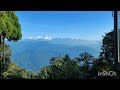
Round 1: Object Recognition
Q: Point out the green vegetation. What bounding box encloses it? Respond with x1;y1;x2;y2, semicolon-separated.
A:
0;11;22;41
0;11;120;79
0;44;11;74
0;11;22;76
1;30;120;79
1;63;32;79
36;55;82;79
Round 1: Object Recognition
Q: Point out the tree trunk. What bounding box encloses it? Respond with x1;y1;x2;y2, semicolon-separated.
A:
0;35;5;75
0;35;2;61
0;35;1;77
3;36;5;72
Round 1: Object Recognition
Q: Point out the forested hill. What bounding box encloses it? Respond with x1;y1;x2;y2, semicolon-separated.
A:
6;38;100;71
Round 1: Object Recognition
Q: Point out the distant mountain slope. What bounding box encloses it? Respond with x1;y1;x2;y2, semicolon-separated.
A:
6;38;101;71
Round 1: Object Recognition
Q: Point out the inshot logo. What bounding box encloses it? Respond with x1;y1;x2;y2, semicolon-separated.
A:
98;70;117;76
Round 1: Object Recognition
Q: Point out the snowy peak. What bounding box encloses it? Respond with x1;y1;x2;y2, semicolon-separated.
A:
37;36;52;40
29;36;53;40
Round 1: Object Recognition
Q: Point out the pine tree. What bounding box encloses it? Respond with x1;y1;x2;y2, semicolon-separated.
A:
0;11;22;75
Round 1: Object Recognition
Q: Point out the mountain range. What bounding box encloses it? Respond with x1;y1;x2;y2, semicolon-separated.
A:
6;37;101;72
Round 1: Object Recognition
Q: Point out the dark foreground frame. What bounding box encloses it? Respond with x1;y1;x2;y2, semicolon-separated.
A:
114;11;120;71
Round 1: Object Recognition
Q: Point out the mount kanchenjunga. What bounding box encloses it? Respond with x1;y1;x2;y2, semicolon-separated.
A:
6;38;101;71
29;36;101;46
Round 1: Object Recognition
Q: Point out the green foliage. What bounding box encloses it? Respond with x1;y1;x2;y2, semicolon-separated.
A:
1;63;31;79
0;12;119;79
91;30;120;79
0;11;22;77
35;30;120;79
91;58;115;79
0;11;22;41
99;30;114;64
75;52;94;79
36;54;91;79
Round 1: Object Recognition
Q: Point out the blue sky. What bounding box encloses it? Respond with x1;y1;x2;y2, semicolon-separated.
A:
16;11;114;40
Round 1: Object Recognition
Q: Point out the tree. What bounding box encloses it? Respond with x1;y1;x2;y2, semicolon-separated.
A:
37;55;84;79
99;31;114;65
63;54;70;62
0;11;22;41
0;11;22;74
1;63;31;79
74;52;94;78
91;30;120;79
0;44;11;75
74;52;94;65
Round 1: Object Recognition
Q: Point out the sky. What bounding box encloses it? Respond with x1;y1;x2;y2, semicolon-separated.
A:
16;11;114;40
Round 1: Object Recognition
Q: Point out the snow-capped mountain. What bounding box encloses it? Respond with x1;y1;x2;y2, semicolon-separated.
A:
8;39;100;71
6;36;101;71
27;36;101;47
37;36;52;40
29;36;53;40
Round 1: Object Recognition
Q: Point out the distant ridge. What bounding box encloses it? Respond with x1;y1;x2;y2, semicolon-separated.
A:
6;38;101;71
